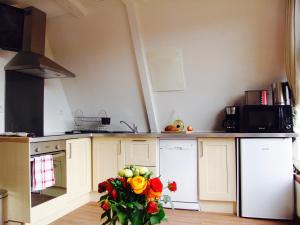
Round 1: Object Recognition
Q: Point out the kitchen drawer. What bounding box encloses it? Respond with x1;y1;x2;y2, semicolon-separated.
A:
124;138;157;167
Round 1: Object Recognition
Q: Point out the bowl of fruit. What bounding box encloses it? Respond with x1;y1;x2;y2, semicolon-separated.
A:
163;120;193;133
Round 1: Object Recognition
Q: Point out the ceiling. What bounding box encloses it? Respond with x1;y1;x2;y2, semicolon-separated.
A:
16;0;68;18
0;0;106;18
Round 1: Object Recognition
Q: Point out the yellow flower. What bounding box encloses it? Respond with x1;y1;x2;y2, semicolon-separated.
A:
128;176;148;194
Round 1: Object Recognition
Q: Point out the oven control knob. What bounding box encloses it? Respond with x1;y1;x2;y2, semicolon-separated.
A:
286;124;292;130
34;148;39;153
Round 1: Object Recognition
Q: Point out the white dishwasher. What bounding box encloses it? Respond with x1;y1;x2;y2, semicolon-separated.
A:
159;139;199;210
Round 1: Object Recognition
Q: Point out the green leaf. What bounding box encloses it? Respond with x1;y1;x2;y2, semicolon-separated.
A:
130;210;143;225
133;202;144;210
100;194;109;202
101;211;108;219
158;206;165;220
117;211;127;225
127;203;134;209
149;206;166;225
149;215;161;225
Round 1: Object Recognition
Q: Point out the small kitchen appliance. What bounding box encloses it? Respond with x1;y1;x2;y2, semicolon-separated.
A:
223;106;240;132
245;90;268;105
272;82;291;105
241;105;293;133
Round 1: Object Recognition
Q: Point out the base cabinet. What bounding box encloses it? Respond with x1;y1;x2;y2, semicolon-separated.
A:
92;138;125;191
92;138;158;191
31;138;92;225
198;138;236;203
67;138;92;198
0;138;92;225
123;138;157;167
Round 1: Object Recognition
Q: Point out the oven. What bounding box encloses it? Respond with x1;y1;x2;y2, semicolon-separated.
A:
30;140;66;207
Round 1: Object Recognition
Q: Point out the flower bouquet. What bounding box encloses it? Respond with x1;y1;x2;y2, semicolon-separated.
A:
98;165;177;225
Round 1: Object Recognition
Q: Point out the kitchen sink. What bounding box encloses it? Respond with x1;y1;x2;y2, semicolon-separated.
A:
110;131;134;133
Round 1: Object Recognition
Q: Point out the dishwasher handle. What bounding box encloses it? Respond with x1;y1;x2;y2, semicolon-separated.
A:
160;146;192;151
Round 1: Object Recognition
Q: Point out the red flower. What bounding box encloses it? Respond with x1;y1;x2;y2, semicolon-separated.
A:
98;181;107;193
101;200;110;211
111;189;117;200
149;178;163;192
119;177;127;188
147;201;158;214
108;178;115;182
168;181;177;192
106;181;114;194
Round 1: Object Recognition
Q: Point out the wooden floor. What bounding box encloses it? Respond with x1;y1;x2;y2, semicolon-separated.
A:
50;202;298;225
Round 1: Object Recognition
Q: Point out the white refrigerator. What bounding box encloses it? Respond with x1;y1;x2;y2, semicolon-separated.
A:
159;139;199;210
240;138;294;220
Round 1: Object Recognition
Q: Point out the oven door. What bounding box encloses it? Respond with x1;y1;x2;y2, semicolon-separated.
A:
242;106;280;132
30;151;67;207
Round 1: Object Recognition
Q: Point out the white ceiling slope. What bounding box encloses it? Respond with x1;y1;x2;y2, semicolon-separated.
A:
10;0;98;18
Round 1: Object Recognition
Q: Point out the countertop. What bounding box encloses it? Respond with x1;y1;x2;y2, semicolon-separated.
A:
0;132;297;143
0;132;294;143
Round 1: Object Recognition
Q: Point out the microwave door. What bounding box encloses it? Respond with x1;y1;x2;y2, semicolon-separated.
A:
243;106;277;132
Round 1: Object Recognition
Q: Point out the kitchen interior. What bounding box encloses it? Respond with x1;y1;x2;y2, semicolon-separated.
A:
0;0;300;225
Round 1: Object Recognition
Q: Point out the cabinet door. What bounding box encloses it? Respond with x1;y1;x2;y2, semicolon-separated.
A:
92;138;124;191
0;142;31;223
124;138;157;167
67;138;91;198
198;138;236;202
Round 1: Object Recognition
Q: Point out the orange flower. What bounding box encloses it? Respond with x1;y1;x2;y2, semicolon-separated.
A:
128;176;148;194
146;187;161;201
145;177;163;200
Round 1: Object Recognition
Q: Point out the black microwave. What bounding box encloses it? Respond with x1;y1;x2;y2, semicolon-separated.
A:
242;105;293;133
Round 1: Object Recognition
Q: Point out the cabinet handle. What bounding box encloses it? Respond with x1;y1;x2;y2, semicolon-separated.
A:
118;146;122;155
132;140;147;142
199;142;204;158
69;143;72;159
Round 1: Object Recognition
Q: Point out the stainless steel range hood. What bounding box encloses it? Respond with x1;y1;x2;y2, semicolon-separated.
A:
5;51;75;78
4;6;75;78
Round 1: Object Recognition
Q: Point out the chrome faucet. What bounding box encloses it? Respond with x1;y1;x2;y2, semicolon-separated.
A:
120;121;138;133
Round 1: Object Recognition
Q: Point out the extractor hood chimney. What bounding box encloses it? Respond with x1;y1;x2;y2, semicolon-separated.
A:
5;6;75;78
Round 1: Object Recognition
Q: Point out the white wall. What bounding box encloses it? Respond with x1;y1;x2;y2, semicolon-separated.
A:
47;0;149;132
136;0;287;131
44;37;74;134
46;0;287;132
43;79;74;134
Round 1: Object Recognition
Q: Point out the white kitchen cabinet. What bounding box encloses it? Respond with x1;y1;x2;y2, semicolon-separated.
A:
67;138;91;198
92;138;158;191
0;138;92;225
124;138;157;167
92;138;125;191
0;141;31;223
198;138;236;202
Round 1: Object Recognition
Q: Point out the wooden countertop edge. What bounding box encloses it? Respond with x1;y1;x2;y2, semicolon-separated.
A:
0;137;29;143
0;132;297;143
